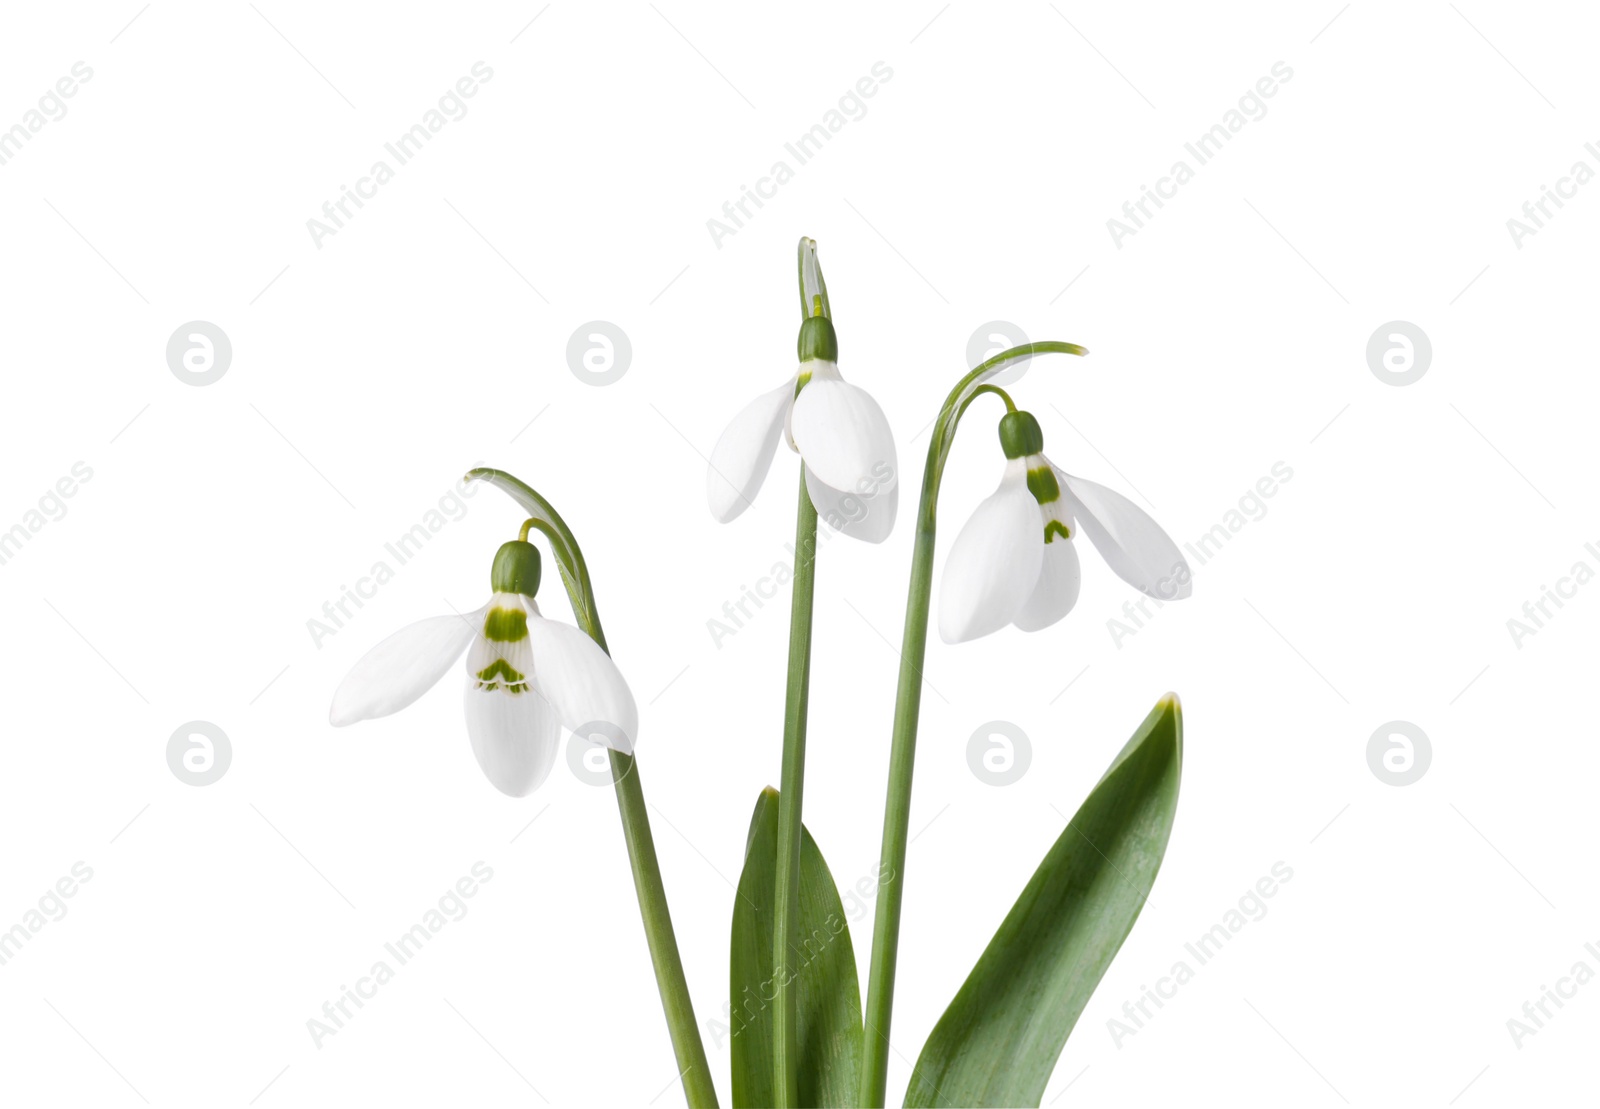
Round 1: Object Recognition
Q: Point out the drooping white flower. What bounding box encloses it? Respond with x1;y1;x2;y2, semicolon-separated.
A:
705;239;899;541
939;410;1190;643
329;539;637;796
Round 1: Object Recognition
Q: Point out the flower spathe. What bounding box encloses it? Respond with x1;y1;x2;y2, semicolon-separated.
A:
329;540;638;796
705;239;899;542
939;410;1191;644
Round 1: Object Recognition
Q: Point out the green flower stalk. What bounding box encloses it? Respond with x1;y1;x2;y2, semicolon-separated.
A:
771;463;818;1109
463;468;719;1109
859;341;1191;1104
330;468;716;1104
857;343;1089;1108
705;238;900;1107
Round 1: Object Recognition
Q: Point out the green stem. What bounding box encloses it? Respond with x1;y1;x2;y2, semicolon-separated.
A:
772;467;819;1109
858;524;934;1106
608;749;720;1109
857;342;1086;1107
467;468;718;1109
966;383;1017;413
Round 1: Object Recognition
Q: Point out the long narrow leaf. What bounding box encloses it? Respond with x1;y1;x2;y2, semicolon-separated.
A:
904;695;1184;1108
731;788;864;1108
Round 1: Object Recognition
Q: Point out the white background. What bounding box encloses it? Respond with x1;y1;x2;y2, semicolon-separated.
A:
0;1;1594;1106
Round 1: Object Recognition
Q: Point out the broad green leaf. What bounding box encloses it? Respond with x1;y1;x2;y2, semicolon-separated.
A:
731;788;864;1108
904;695;1184;1108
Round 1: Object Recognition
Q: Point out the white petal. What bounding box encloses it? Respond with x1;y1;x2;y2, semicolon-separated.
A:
805;465;898;543
1012;520;1082;632
525;615;639;752
938;465;1045;643
329;606;486;725
789;371;899;499
1056;469;1192;600
464;682;560;796
707;378;795;523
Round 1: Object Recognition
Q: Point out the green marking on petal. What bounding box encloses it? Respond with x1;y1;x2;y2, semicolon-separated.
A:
476;658;527;687
1044;519;1072;544
1027;466;1061;505
483;607;529;642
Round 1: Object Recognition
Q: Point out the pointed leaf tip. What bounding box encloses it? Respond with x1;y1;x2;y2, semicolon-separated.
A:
904;696;1182;1107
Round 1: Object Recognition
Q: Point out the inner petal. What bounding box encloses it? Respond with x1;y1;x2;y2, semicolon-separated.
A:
467;593;536;694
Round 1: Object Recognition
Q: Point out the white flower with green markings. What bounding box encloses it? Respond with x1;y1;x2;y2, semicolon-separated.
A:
329;536;637;796
939;409;1191;643
706;238;898;542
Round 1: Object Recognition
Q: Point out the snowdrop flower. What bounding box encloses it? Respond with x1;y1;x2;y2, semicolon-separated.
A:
329;537;638;796
939;410;1191;643
705;238;898;541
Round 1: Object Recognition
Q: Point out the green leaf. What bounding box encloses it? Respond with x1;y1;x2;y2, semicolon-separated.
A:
731;787;864;1108
904;695;1184;1108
